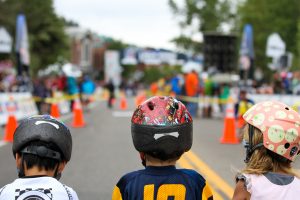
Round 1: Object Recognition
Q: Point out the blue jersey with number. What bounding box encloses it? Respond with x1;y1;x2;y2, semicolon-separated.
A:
112;166;213;200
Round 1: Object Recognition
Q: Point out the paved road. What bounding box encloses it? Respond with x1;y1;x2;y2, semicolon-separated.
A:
0;98;299;199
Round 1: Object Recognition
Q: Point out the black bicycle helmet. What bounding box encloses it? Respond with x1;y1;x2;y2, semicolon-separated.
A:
13;115;72;161
131;96;193;159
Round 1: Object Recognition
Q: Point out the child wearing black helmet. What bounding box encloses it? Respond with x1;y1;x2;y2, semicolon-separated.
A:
112;96;213;200
0;115;78;200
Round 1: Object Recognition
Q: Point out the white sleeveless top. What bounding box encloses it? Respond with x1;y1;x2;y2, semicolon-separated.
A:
242;172;300;200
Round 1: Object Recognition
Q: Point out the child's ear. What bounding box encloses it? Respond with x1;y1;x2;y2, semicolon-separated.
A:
16;153;22;169
58;161;67;173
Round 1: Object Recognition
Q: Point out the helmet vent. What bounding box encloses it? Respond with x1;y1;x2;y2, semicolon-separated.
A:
285;107;290;111
284;143;290;149
290;146;298;157
147;102;155;110
174;102;179;109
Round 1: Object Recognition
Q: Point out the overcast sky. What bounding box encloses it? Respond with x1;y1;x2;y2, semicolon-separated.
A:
53;0;183;50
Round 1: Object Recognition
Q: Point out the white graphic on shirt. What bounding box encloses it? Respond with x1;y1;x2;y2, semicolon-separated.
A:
15;188;52;200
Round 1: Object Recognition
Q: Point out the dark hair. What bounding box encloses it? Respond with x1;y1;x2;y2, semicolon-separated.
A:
20;141;62;171
147;151;184;161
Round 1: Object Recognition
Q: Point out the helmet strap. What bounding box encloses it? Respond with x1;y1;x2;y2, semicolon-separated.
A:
17;156;25;178
53;164;61;180
244;125;263;163
139;152;146;167
267;150;290;163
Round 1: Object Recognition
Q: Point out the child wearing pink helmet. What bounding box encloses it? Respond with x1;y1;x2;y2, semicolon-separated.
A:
233;100;300;199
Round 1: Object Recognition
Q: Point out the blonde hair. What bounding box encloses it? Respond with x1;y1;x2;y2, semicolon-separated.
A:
241;124;300;178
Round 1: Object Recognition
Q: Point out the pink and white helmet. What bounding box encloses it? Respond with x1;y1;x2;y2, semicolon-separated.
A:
243;100;300;161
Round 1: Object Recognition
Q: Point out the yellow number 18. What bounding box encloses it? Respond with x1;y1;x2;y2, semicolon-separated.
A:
144;184;186;200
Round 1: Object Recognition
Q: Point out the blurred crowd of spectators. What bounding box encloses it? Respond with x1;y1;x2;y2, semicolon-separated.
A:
1;58;300;116
146;70;300;118
32;74;96;113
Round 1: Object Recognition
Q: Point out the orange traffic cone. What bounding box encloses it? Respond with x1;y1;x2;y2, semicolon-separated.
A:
50;103;60;118
135;92;147;107
220;98;239;144
71;99;85;128
3;114;18;142
119;96;128;110
237;115;246;129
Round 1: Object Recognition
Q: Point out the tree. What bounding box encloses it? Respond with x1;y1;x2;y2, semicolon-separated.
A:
168;0;234;51
296;19;300;69
107;39;128;51
238;0;300;74
171;35;203;53
0;0;69;75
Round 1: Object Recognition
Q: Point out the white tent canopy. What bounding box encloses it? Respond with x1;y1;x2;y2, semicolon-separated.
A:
62;63;82;77
211;73;240;83
182;61;202;73
0;27;12;53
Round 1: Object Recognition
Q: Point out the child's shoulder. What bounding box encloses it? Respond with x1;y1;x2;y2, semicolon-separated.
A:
116;170;143;185
177;168;206;183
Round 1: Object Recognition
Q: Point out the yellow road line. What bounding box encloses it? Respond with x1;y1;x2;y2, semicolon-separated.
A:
178;155;224;200
184;151;234;199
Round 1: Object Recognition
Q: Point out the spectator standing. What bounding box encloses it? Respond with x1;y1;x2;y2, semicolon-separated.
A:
66;76;79;110
106;79;115;109
33;78;51;114
234;89;254;141
184;70;199;117
80;75;96;107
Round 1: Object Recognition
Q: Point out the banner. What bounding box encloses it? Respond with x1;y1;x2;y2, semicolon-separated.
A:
240;24;254;59
0;93;38;125
137;49;177;65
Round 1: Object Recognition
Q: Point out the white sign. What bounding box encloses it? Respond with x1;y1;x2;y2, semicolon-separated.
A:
121;47;138;65
138;50;160;65
138;50;177;65
105;50;122;87
266;33;285;58
0;27;12;53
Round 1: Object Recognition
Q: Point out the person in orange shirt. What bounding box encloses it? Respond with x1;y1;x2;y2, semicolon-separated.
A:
184;70;199;117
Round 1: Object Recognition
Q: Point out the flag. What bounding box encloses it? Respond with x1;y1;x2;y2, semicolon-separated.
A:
15;14;30;75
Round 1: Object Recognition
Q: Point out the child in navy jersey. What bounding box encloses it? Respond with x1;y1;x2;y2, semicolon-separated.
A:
112;96;213;200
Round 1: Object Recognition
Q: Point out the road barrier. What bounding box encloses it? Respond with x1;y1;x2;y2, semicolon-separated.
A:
176;94;300;114
0;93;38;126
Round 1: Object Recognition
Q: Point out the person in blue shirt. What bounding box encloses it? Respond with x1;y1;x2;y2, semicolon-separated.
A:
66;76;80;110
79;75;96;107
112;96;213;200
